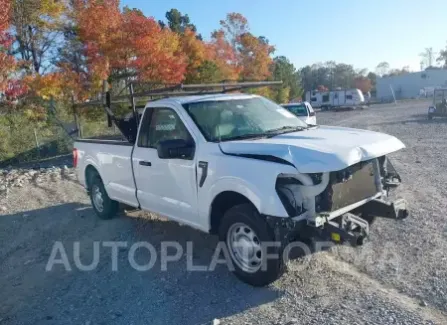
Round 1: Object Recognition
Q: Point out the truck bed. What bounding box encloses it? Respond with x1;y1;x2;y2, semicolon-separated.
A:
74;139;138;207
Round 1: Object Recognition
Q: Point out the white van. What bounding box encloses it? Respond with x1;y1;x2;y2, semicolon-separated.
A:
281;102;316;125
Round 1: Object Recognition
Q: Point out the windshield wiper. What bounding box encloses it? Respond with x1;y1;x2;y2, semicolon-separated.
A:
219;133;270;142
218;126;308;142
265;125;307;136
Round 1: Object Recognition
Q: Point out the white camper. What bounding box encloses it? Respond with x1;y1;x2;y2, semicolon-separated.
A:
305;89;365;110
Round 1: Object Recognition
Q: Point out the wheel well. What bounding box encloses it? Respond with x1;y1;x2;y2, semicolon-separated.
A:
85;165;100;191
209;191;254;234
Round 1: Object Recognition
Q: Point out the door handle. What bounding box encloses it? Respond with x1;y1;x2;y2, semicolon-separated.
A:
139;161;152;166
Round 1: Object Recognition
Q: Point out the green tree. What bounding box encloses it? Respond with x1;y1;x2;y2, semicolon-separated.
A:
367;72;377;92
437;43;447;68
272;56;302;102
162;8;202;39
54;23;87;76
189;60;223;83
375;61;390;77
300;62;360;92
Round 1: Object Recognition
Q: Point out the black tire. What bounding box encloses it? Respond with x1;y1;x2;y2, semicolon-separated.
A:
89;174;119;220
428;114;433;120
218;203;285;287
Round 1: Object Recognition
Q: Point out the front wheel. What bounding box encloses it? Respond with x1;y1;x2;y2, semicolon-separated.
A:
89;175;119;219
219;203;285;286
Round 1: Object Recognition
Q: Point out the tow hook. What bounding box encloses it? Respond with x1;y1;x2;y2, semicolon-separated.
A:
322;213;369;247
362;198;409;220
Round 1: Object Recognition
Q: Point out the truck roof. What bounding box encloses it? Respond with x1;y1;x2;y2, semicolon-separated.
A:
281;102;309;106
148;93;258;106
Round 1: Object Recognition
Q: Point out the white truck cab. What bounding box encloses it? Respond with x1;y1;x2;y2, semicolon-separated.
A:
281;102;316;125
74;93;408;286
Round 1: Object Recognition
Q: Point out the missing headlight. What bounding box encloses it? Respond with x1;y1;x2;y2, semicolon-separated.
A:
276;177;305;217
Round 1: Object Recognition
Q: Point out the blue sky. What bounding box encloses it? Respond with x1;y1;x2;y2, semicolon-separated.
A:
121;0;447;73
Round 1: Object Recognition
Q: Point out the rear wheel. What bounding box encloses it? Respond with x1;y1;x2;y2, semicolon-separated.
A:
219;203;285;286
89;175;119;219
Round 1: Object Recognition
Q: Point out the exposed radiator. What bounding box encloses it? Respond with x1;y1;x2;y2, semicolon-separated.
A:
316;160;378;212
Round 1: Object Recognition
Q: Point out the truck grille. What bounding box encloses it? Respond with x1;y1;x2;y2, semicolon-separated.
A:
316;160;378;212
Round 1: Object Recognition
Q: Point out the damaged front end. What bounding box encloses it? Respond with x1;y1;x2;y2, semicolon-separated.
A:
274;156;408;247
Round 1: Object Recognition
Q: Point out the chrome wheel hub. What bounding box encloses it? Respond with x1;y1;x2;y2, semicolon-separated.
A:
227;223;262;273
92;185;104;212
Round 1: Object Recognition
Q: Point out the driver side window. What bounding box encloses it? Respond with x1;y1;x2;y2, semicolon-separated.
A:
138;107;192;148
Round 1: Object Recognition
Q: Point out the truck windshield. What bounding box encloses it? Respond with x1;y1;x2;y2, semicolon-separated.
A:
184;97;308;142
282;104;307;116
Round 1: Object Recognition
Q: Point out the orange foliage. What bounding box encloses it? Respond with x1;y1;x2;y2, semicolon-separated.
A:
239;33;274;81
209;30;240;81
75;1;187;86
219;12;249;45
0;0;11;32
125;11;186;83
74;0;122;83
317;85;329;92
0;0;16;93
354;77;372;93
181;28;211;82
211;13;274;82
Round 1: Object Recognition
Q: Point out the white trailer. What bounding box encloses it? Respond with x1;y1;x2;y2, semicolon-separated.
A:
305;89;365;110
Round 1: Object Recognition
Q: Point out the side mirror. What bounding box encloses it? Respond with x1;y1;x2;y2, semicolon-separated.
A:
157;139;194;160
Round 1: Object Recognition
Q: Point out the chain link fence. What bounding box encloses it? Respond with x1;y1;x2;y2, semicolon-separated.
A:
0;99;121;167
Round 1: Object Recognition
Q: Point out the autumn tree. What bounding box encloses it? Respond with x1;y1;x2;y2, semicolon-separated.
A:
209;30;240;81
219;12;249;48
208;12;250;81
75;1;187;89
0;0;16;93
180;28;211;83
238;33;274;81
354;76;372;93
11;0;67;74
211;13;274;82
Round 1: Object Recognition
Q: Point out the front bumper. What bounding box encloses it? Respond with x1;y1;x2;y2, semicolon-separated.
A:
316;197;408;246
266;197;409;248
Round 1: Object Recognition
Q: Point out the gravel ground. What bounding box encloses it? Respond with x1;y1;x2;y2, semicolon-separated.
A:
1;100;446;325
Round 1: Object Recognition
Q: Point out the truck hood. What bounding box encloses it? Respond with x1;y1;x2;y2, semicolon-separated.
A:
219;125;405;173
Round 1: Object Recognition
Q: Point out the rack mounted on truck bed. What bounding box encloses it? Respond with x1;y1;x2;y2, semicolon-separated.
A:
75;80;282;143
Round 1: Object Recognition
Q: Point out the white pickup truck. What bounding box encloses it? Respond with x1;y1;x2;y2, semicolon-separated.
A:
74;93;408;286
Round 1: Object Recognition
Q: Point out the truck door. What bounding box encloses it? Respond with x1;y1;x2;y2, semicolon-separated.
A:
132;107;200;228
306;103;316;125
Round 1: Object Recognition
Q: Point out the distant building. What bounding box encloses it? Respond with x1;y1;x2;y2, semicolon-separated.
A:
376;68;447;101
